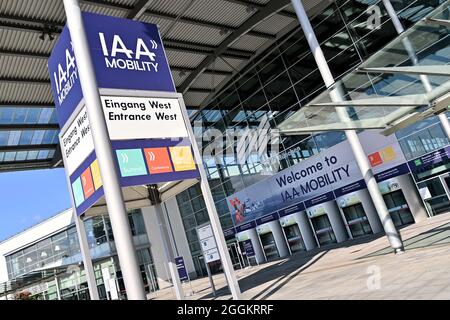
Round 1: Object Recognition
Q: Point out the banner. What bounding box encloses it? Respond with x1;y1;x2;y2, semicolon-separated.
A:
227;130;409;226
49;13;199;215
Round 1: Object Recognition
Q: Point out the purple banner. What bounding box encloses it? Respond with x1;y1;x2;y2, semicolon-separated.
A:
256;212;280;225
304;191;335;209
408;146;450;173
333;179;366;198
69;138;199;216
235;220;257;233
277;202;306;217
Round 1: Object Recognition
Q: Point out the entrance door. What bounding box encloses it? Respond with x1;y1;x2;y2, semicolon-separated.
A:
227;242;244;270
310;215;336;246
383;190;414;227
282;224;305;253
342;203;372;238
259;232;279;261
417;177;450;216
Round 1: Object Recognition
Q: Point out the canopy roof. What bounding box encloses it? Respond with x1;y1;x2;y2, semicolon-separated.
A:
1;0;329;172
279;1;450;136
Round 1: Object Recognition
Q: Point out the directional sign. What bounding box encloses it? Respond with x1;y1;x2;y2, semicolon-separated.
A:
174;256;189;282
242;239;255;257
196;224;220;263
50;13;199;216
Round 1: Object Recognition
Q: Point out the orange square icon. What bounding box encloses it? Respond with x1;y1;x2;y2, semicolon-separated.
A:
144;147;173;174
368;151;383;167
81;167;95;198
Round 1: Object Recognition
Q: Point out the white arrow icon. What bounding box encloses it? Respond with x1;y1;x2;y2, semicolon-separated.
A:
148;151;155;161
121;153;129;164
150;40;158;49
81;176;86;186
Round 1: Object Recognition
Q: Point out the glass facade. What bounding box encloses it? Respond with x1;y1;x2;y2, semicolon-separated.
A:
3;209;156;300
0;107;59;163
177;0;449;276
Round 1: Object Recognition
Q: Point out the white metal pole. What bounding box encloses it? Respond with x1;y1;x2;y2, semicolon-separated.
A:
74;214;100;300
62;0;146;300
59;131;100;300
178;96;243;299
290;0;404;253
154;203;185;300
54;275;62;300
382;0;450;139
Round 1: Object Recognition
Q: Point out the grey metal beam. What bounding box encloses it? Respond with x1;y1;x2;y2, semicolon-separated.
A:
141;10;276;40
178;0;291;93
424;18;450;27
172;67;232;76
220;0;296;19
359;65;450;77
187;88;213;94
0;159;53;172
126;0;155;20
0;123;59;131
82;0;276;39
0;144;57;152
0;77;49;85
0;48;49;60
0;19;252;60
0;102;54;108
164;40;252;59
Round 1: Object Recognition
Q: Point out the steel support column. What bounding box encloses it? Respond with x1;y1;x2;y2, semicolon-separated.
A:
290;0;404;253
63;0;146;300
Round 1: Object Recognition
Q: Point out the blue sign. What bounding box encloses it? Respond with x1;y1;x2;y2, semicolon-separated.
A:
242;239;255;257
334;179;366;198
278;202;305;217
69;138;199;215
174;256;189;282
49;13;198;216
49;12;175;128
375;163;410;182
304;191;335;209
83;12;175;93
256;212;279;225
408;146;450;174
48;26;83;127
235;221;257;233
223;228;236;240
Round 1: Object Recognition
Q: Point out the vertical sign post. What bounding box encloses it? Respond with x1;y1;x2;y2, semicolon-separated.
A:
61;0;146;300
50;4;242;300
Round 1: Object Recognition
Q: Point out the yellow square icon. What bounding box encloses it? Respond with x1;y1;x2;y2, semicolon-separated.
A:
169;146;196;171
90;159;103;190
381;145;396;163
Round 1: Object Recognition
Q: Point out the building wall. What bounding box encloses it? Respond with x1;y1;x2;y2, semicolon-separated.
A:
175;0;450;276
0;209;74;283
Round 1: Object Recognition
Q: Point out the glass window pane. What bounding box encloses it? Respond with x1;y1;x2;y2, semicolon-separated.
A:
15;151;27;161
25;109;41;124
37;150;49;159
7;131;21;146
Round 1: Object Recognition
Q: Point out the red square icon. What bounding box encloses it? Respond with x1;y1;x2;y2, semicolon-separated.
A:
368;151;383;167
144;147;173;174
81;167;95;198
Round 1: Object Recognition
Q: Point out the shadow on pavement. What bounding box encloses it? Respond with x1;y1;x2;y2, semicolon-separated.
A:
198;233;388;300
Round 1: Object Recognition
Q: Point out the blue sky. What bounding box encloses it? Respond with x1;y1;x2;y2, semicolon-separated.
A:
0;168;71;241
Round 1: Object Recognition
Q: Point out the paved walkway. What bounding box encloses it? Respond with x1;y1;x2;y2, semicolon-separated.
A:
148;213;450;300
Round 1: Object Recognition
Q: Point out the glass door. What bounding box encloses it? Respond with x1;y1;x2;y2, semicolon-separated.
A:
282;224;305;253
383;190;415;227
259;232;279;261
416;177;450;216
227;242;244;270
310;215;336;246
342;203;372;238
